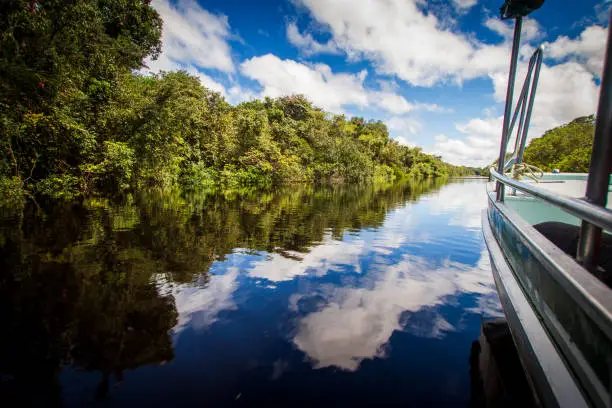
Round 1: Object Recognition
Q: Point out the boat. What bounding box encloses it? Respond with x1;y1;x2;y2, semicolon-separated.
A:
482;1;612;407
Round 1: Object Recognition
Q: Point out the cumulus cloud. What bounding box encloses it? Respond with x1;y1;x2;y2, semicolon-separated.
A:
385;116;423;146
145;52;228;95
484;18;542;42
149;0;234;72
543;25;608;77
371;92;446;115
436;59;599;167
289;0;602;166
141;0;603;166
292;0;519;86
431;117;502;167
286;22;340;56
144;0;235;95
432;23;602;167
227;84;259;105
240;54;368;112
240;54;445;115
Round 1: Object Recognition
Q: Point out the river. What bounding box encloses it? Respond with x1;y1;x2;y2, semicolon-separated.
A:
0;178;501;407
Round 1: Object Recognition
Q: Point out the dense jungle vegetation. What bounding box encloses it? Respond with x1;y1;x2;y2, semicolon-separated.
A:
0;0;475;208
522;115;595;172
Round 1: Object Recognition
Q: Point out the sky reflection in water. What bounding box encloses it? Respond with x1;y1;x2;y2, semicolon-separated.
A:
1;179;501;407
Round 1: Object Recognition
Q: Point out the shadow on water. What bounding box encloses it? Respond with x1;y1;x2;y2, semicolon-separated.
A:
0;178;496;407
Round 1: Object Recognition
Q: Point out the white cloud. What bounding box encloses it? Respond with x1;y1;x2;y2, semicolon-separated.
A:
452;0;478;11
240;54;368;112
386;116;423;146
195;72;227;95
292;0;530;86
289;0;603;166
512;61;599;134
431;116;502;167
145;52;228;95
543;25;608;77
149;0;234;73
484;18;542;42
143;0;236;95
286;22;340;56
372;92;416;114
433;26;602;167
240;54;443;115
227;85;259;105
371;92;446;115
144;0;603;167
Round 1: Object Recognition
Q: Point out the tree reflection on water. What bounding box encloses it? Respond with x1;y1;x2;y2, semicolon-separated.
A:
0;179;444;405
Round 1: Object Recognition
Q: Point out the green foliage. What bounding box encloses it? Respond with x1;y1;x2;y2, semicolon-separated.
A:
0;1;476;206
523;116;595;172
0;0;162;204
180;162;218;191
87;141;135;191
0;176;26;207
36;174;81;199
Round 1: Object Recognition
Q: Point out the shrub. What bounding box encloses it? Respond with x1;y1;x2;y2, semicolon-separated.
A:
181;162;218;190
0;176;26;208
37;174;81;200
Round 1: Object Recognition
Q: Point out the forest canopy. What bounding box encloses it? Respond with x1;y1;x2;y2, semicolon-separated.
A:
522;115;595;173
0;0;475;206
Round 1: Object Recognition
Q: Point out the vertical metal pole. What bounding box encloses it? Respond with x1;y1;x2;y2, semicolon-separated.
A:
517;49;543;164
507;60;535;158
496;17;522;202
577;12;612;271
513;73;530;154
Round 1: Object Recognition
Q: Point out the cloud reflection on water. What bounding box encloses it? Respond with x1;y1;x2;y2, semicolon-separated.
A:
158;267;240;336
249;236;367;282
159;180;500;373
292;251;500;371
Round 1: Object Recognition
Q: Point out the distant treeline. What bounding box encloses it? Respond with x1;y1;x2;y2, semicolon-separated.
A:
0;0;476;206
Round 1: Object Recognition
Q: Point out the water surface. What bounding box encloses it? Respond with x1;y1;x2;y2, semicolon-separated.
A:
0;179;501;407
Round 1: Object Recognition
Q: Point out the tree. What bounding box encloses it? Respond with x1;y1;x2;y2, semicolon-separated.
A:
1;0;162;197
523;116;595;172
0;3;476;204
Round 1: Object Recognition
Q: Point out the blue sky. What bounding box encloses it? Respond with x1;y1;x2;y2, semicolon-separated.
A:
145;0;609;166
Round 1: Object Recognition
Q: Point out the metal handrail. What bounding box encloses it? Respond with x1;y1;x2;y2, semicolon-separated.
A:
496;43;544;195
504;47;543;171
490;168;612;232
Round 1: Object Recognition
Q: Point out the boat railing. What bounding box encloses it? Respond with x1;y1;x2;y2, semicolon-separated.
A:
495;9;612;273
488;2;612;406
502;47;543;172
489;169;612;232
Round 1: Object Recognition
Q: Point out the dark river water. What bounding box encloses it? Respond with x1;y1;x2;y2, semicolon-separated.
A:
0;179;501;407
